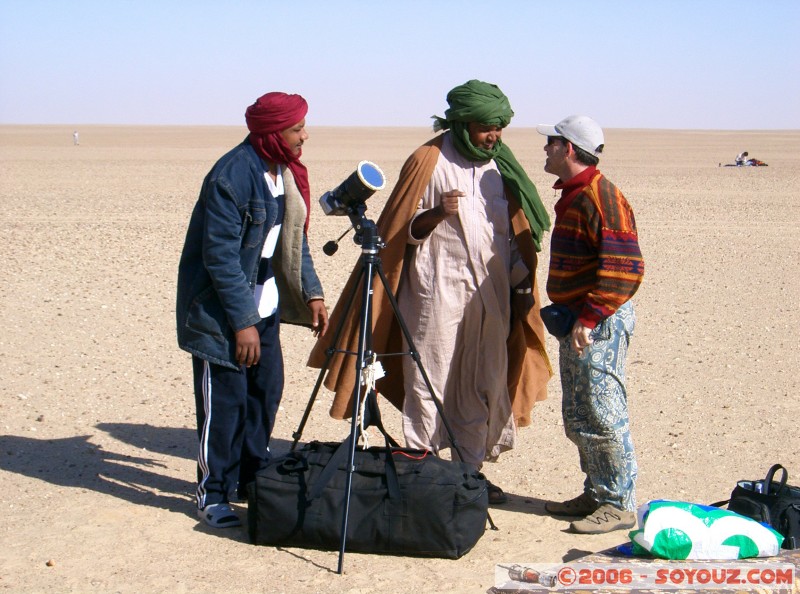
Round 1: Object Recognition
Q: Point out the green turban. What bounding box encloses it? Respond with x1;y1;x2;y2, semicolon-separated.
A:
431;80;550;251
432;79;514;130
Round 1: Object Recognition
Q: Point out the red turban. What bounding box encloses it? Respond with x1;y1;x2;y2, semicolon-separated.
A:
245;92;311;231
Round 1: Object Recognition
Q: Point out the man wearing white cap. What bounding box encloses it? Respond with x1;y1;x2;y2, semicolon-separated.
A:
536;115;644;533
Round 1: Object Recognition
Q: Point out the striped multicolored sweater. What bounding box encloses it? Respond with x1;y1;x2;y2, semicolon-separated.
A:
547;167;644;329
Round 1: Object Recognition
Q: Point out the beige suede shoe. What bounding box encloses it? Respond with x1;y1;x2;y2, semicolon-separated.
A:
569;503;636;534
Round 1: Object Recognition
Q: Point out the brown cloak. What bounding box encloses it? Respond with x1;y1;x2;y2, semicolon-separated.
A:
307;135;552;427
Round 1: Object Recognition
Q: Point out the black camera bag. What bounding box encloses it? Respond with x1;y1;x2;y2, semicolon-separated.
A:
714;464;800;549
247;439;488;558
539;304;576;338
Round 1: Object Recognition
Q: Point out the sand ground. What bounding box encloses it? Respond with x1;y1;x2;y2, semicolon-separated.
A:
1;125;798;593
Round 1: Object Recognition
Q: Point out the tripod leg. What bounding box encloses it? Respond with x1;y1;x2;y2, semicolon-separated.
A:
338;252;378;574
290;265;366;451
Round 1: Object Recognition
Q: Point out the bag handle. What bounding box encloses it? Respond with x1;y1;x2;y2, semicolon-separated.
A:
278;452;309;473
307;435;404;502
764;463;788;496
363;388;401;448
710;464;789;508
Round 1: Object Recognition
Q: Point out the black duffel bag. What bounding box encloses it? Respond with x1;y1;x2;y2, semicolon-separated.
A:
247;439;488;558
714;463;800;549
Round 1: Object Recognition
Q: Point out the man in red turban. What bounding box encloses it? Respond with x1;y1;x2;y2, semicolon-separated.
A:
177;91;328;528
245;92;312;231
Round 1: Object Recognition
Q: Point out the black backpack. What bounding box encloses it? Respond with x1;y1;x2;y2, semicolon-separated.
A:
714;464;800;550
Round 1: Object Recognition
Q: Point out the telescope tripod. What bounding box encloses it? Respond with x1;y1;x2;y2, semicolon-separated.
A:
292;212;478;574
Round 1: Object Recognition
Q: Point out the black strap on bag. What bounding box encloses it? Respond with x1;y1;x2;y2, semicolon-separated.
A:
308;393;403;503
764;464;789;496
307;438;353;502
307;436;403;503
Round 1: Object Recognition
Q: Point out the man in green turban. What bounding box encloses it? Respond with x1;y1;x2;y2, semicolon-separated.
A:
431;79;550;247
308;80;552;504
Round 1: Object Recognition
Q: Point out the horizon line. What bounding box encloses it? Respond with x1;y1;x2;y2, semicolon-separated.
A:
2;123;798;133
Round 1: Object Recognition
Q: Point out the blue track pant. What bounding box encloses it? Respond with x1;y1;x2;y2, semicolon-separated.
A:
192;314;283;509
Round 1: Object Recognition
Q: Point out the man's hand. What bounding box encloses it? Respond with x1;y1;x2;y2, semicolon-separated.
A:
308;299;329;338
570;321;593;354
235;325;260;367
410;189;465;239
439;189;464;215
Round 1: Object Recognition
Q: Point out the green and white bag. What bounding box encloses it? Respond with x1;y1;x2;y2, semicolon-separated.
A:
630;499;784;560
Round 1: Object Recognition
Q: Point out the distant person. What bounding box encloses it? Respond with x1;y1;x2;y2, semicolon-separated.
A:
73;131;79;146
176;92;329;528
735;151;749;166
536;115;644;533
309;79;552;504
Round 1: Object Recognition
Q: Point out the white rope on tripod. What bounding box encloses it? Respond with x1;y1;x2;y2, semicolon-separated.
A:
358;353;378;450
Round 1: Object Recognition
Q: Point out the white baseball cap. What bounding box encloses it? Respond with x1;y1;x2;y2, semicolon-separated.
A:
536;115;605;157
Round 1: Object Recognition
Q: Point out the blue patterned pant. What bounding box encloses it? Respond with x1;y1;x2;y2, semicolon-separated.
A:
559;301;638;511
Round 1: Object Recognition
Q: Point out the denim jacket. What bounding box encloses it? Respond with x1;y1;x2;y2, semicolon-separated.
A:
176;139;324;369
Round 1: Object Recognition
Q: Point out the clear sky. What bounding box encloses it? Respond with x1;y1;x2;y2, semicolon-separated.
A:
1;0;799;129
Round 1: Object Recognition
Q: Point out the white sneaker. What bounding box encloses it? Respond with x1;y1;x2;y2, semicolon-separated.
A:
197;503;242;528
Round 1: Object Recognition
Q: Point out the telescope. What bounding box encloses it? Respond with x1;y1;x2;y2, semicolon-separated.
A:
319;160;385;216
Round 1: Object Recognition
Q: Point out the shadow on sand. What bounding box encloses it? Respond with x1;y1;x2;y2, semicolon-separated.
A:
0;422;291;526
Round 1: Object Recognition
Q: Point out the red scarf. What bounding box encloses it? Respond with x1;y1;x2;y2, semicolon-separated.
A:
245;92;311;231
552;166;597;218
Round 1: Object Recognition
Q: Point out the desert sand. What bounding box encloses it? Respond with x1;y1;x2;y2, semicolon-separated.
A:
1;124;798;593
